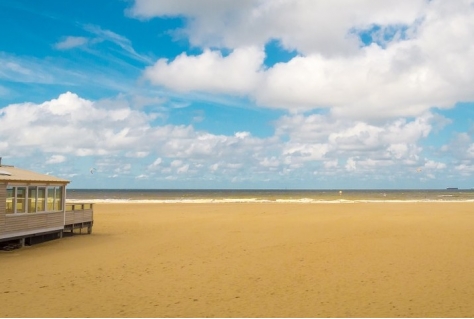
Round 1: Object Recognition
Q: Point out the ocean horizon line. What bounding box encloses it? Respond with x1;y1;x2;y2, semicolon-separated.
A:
67;188;471;191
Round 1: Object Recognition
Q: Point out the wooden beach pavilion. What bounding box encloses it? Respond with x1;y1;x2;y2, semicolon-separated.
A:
0;161;93;249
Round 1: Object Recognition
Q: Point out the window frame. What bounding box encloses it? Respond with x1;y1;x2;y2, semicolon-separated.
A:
5;184;66;214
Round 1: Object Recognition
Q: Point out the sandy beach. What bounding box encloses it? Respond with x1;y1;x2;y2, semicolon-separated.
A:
1;202;474;317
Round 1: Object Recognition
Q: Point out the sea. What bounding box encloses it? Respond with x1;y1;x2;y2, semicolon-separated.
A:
66;189;474;203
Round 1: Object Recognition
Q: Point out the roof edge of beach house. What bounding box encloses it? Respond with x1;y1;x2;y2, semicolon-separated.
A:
0;159;94;247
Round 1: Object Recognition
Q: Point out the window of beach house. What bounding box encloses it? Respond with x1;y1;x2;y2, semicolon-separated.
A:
16;187;26;213
37;187;46;212
28;186;37;213
6;186;14;214
55;186;63;211
46;186;63;211
47;187;55;211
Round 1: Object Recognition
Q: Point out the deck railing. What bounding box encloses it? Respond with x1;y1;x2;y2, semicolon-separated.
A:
65;203;94;211
64;202;94;234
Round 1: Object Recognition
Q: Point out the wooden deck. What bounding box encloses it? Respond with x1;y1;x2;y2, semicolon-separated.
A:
64;203;94;234
0;202;94;248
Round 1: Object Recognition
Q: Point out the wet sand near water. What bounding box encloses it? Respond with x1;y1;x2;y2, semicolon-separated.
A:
1;202;474;317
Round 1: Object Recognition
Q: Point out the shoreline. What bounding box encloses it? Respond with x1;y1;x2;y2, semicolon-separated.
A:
66;198;474;204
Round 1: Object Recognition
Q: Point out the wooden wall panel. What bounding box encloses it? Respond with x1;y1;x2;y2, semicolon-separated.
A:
0;183;5;233
0;214;4;233
3;212;64;238
4;215;28;233
47;212;64;228
0;183;6;217
27;214;47;229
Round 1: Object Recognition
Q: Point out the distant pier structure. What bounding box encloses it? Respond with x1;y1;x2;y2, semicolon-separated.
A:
0;160;93;250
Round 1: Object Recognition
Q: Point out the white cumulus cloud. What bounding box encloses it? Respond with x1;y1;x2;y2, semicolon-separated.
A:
136;0;474;121
144;47;264;95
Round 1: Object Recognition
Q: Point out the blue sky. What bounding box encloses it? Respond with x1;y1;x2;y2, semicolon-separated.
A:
1;0;474;189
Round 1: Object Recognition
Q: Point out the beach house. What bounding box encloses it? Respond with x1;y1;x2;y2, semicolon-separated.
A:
0;160;93;249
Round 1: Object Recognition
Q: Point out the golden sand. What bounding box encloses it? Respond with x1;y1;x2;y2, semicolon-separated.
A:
1;202;474;317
